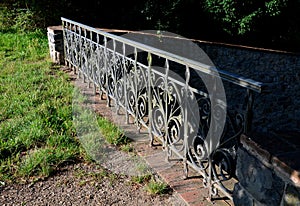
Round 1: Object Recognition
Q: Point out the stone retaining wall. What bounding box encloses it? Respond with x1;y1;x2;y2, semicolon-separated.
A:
233;134;300;205
198;43;300;133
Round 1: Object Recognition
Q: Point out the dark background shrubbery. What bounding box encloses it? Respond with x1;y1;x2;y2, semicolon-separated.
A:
1;0;300;52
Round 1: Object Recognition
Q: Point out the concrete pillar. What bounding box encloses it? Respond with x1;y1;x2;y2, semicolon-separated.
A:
47;26;64;64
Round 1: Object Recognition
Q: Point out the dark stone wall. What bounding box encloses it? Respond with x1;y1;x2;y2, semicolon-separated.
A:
234;136;300;205
198;43;300;133
234;147;285;205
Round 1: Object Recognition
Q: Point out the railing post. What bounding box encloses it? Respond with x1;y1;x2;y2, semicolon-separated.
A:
122;43;129;124
164;59;171;160
77;26;82;77
88;30;93;90
147;52;153;146
83;29;87;83
112;39;120;112
62;21;67;66
91;31;97;95
104;36;110;107
96;33;104;99
133;48;139;128
183;65;190;179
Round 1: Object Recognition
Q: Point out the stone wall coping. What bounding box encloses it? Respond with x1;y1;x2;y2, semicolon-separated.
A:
47;26;63;34
95;27;300;55
241;133;300;187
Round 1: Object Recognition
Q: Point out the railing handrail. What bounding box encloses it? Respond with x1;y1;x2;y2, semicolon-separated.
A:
61;17;264;93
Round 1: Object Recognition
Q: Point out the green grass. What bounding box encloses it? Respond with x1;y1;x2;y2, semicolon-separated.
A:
130;161;168;195
0;28;134;183
96;116;129;146
0;30;82;181
144;178;169;195
131;173;152;184
72;89;130;163
0;8;170;197
120;144;133;152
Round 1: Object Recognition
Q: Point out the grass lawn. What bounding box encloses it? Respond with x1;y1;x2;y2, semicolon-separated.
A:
0;28;167;195
0;28;130;183
0;30;84;182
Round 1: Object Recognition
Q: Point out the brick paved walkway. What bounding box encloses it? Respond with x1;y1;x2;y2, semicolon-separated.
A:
64;66;233;206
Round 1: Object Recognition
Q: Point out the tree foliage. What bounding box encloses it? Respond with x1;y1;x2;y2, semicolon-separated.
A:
1;0;299;51
203;0;288;35
141;0;182;31
203;0;300;50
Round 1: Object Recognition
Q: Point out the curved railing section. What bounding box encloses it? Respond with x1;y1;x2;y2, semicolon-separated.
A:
61;17;264;201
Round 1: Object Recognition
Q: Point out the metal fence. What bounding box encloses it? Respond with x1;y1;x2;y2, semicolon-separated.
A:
61;17;264;201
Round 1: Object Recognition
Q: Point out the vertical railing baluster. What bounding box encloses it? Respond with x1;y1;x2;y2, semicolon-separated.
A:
208;74;218;201
208;158;213;200
96;34;104;99
244;89;254;134
66;22;70;68
147;52;153;146
71;23;74;70
71;24;74;69
73;24;76;73
83;29;87;83
69;23;73;71
104;36;110;107
87;30;92;88
123;43;129;124
78;26;82;78
91;31;97;94
62;21;67;67
133;47;139;127
208;75;215;200
112;39;120;112
183;65;190;179
70;24;73;70
164;59;171;160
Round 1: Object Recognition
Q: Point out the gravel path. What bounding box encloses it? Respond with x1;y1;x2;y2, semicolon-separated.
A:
0;162;185;205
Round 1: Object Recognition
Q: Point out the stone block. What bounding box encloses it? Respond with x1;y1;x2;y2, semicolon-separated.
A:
48;41;63;52
47;25;63;34
49;51;64;64
233;183;254;205
236;147;285;205
47;32;63;43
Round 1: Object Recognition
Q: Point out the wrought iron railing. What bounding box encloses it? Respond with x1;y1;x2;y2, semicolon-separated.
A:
61;17;264;201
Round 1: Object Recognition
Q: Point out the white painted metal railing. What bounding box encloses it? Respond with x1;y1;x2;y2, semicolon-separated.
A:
61;17;264;201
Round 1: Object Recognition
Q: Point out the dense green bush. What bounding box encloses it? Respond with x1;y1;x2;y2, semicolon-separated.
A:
0;7;14;32
0;7;36;32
